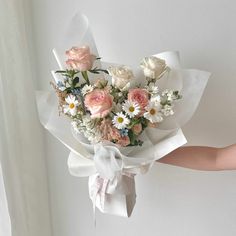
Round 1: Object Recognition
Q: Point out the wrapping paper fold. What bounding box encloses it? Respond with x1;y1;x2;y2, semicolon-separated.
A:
36;13;210;217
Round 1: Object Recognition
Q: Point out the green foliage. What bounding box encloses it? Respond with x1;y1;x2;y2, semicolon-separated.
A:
72;77;80;87
55;69;79;78
89;68;109;74
173;90;182;99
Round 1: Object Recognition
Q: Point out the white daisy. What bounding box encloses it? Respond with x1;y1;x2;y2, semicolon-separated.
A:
122;100;140;118
112;112;130;129
144;102;163;123
63;95;79;116
81;84;94;96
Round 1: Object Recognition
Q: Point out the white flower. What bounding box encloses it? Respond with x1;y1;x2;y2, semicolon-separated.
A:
144;102;163;123
108;65;134;90
112;112;130;129
63;95;79;116
146;82;159;94
71;121;79;132
140;56;167;79
122;100;140;118
162;89;174;101
162;104;174;116
71;116;102;143
81;84;94;95
150;94;161;104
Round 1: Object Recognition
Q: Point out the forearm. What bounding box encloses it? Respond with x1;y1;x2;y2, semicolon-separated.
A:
216;144;236;170
157;144;236;171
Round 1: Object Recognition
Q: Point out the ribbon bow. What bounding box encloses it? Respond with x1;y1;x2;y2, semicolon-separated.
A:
69;143;138;217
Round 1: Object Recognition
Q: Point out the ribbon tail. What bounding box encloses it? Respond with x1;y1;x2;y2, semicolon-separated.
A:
88;173;136;217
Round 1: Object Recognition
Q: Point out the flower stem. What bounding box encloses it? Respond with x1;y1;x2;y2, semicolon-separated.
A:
81;71;90;85
78;92;86;115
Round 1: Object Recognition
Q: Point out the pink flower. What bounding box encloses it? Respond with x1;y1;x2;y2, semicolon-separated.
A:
132;123;142;135
84;89;113;118
110;128;121;141
98;119;130;146
99;119;121;141
147;122;158;128
65;46;96;71
117;136;130;147
128;88;149;113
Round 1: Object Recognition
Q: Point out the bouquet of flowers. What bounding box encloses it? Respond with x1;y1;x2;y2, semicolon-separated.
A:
36;13;210;217
52;45;182;147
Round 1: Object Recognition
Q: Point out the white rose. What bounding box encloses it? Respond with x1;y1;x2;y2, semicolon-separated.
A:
140;56;167;79
108;65;134;90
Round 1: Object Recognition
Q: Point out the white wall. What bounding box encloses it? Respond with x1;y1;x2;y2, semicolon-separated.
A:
32;0;236;235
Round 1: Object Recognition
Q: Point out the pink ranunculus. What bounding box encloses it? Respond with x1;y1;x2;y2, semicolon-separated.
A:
99;119;121;141
128;88;149;112
65;46;96;71
84;89;113;119
110;127;121;141
117;136;130;147
132;123;142;135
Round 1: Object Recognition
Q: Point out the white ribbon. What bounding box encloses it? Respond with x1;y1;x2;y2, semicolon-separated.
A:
91;144;138;217
69;143;139;217
67;125;188;217
89;173;136;217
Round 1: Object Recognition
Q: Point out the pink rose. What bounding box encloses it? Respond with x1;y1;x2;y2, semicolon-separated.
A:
117;136;130;147
65;46;96;71
132;123;142;135
128;88;149;112
84;89;113;118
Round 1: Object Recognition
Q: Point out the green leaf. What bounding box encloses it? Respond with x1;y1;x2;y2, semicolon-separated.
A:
81;71;90;85
128;119;140;129
72;77;80;87
89;71;99;74
128;130;137;145
55;70;67;73
100;69;109;74
89;68;109;74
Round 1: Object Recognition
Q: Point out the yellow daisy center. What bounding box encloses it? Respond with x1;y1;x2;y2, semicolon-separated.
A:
69;103;75;109
129;106;135;112
150;108;156;115
117;117;124;123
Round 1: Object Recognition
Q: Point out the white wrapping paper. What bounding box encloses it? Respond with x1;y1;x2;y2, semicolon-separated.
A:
36;13;210;217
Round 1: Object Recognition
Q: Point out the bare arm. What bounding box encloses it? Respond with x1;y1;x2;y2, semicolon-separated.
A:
157;144;236;171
